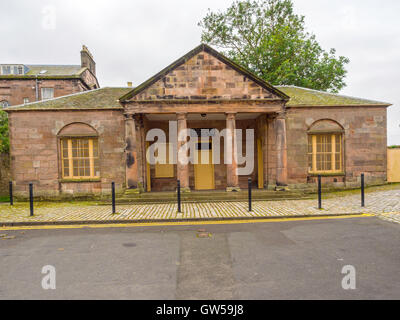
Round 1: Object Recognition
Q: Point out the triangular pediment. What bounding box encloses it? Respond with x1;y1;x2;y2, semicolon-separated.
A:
120;44;289;102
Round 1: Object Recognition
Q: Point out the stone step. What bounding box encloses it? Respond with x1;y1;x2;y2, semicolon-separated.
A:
102;190;313;204
123;190;305;197
104;197;314;205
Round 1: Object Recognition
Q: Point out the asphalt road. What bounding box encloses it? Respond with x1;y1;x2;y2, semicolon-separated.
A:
0;216;399;300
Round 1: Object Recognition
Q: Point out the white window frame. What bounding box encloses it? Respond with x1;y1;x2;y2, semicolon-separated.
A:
0;65;25;75
41;87;54;100
0;101;10;108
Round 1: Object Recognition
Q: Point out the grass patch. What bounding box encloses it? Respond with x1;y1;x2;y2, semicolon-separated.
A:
0;196;9;203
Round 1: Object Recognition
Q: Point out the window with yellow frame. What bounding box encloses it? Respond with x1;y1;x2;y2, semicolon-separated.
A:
154;143;174;178
308;133;343;173
61;138;100;179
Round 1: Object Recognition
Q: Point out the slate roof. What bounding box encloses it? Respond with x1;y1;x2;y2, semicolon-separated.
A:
276;86;391;107
0;65;88;79
25;65;84;76
4;87;131;111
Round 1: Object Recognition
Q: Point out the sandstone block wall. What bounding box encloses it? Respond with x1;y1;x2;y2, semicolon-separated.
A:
0;78;89;107
8;110;125;197
286;106;387;188
130;51;280;101
7;105;389;197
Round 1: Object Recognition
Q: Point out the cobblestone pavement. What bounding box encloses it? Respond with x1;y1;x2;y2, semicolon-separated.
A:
0;187;399;224
377;212;400;225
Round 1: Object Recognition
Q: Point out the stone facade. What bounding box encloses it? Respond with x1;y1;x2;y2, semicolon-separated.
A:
131;51;281;101
286;106;388;188
123;45;287;193
1;46;99;107
8;110;125;197
5;44;391;197
0;76;94;106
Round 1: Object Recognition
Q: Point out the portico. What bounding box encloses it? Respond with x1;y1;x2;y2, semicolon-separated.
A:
122;110;288;193
120;44;290;193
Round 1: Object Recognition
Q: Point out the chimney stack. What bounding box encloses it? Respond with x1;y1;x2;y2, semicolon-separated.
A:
81;45;96;76
127;82;133;87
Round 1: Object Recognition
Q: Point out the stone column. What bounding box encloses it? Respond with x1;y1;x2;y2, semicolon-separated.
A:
177;113;190;192
226;112;240;192
135;114;146;192
125;114;139;190
263;115;269;189
275;112;288;188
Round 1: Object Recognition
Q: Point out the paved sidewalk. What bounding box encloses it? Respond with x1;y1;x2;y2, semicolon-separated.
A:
378;212;400;225
0;186;400;225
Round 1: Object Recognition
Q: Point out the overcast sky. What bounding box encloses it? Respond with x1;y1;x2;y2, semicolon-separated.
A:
1;0;399;144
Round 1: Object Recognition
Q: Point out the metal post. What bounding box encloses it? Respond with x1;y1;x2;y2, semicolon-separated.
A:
248;178;252;212
9;181;13;206
111;182;116;214
318;175;322;209
29;183;34;216
361;173;365;207
177;180;181;213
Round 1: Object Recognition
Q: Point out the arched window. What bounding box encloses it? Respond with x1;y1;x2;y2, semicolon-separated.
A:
58;123;100;179
307;120;344;174
0;101;10;108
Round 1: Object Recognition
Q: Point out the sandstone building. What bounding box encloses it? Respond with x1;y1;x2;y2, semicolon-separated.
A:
5;44;391;197
0;46;99;108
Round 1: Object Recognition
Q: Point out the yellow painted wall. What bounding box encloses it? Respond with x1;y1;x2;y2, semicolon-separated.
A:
387;148;400;182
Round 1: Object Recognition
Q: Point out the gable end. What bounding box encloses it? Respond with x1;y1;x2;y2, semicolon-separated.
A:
119;44;289;102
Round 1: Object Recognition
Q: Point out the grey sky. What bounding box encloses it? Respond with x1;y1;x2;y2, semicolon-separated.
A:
1;0;399;144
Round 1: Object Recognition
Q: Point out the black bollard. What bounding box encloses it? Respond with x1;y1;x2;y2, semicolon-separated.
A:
9;181;13;206
29;183;34;216
111;182;116;214
318;175;322;209
248;178;252;212
361;173;365;207
177;180;181;213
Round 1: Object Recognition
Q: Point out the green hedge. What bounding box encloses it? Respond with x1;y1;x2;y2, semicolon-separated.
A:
0;110;9;154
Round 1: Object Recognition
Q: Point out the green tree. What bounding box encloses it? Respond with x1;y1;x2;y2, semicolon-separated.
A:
0;110;9;154
199;0;350;92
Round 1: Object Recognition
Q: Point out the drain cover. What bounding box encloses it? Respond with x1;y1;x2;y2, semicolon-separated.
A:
123;243;137;247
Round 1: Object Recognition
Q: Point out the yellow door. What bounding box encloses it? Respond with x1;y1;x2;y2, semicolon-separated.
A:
257;138;264;189
388;148;400;182
194;145;215;190
146;142;151;192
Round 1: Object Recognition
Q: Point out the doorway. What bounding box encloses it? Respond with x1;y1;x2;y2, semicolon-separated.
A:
194;139;215;190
